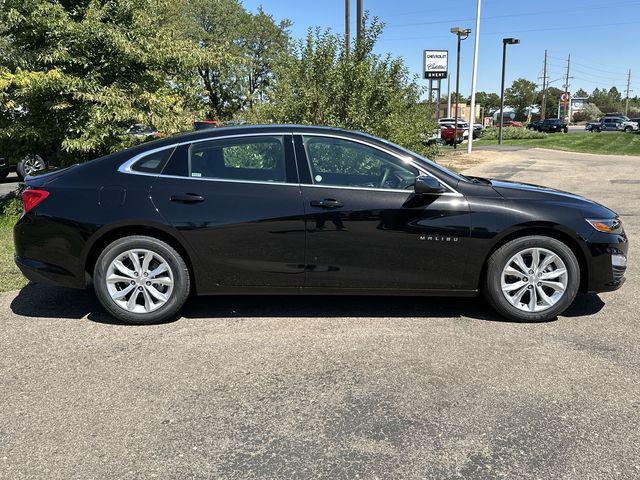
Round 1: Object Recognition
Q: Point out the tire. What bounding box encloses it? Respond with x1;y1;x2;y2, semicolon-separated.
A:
624;126;632;132
93;235;191;324
16;154;46;180
563;127;568;133
483;236;580;322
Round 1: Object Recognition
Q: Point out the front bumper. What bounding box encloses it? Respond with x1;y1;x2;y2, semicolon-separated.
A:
584;233;628;293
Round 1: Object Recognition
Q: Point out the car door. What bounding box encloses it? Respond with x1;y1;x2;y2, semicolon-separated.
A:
294;134;471;291
149;133;306;291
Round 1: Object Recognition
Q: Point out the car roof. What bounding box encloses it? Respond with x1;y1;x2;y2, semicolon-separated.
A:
116;124;408;158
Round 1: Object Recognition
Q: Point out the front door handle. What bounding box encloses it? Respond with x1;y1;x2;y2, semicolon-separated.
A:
170;193;205;203
310;199;343;209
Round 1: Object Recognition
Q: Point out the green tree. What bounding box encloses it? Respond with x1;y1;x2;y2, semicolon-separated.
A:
575;88;588;98
475;91;501;113
0;0;220;163
538;86;563;119
178;0;290;120
504;78;537;120
249;19;435;155
589;87;624;114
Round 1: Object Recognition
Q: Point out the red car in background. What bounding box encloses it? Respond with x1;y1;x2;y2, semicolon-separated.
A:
497;120;524;128
440;125;465;145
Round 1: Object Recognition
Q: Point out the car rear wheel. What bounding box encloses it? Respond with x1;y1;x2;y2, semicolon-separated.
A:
484;236;580;322
624;126;633;132
16;154;46;180
94;236;191;324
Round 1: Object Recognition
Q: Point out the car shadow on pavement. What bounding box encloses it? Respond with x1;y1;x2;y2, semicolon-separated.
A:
9;283;605;325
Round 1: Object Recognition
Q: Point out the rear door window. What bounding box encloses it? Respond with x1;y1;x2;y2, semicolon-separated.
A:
188;136;286;183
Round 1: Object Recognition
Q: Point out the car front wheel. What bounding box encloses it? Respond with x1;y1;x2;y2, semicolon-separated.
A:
94;236;191;324
484;236;580;322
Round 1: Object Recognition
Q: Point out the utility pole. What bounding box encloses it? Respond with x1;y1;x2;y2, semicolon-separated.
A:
356;0;363;45
467;0;482;154
540;50;548;120
625;69;632;116
345;0;350;53
562;54;571;120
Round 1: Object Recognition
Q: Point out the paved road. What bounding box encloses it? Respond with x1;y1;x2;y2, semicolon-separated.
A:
1;149;639;479
0;172;20;198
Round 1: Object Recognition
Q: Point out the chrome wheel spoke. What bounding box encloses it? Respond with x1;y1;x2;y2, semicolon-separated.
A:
531;248;541;270
513;254;529;274
149;263;168;279
151;277;173;287
538;253;557;272
107;274;134;284
536;285;553;306
146;285;168;303
503;266;522;277
128;251;142;273
540;268;566;280
528;286;538;311
503;280;527;292
141;251;153;273
126;289;141;310
541;280;565;292
113;259;136;278
112;283;135;300
509;285;528;306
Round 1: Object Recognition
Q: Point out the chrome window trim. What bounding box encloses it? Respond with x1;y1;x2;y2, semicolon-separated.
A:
118;130;462;196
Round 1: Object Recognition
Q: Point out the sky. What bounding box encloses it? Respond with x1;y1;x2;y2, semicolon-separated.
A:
242;0;640;98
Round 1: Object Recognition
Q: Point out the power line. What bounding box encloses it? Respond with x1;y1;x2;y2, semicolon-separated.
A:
385;0;640;28
380;19;640;42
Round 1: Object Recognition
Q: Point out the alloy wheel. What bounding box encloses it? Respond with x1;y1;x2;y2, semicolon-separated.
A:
105;249;174;313
500;247;568;313
22;155;45;176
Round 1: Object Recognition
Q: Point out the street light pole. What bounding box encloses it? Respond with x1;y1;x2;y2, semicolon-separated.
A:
451;27;471;150
467;0;482;154
498;37;519;145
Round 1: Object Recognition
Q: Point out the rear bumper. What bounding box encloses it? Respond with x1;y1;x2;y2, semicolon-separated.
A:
15;255;86;289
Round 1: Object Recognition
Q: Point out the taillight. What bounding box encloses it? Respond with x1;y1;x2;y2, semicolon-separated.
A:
21;189;49;213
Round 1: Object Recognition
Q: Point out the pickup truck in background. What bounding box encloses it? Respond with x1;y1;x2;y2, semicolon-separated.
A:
586;116;639;132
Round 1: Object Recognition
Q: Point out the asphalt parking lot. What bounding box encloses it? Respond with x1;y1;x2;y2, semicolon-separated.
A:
1;148;638;479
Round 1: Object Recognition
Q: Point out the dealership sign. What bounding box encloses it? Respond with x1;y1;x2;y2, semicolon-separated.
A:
423;50;448;79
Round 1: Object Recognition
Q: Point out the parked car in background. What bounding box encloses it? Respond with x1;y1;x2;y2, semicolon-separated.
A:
438;118;469;140
537;118;568;133
124;124;165;139
0;152;50;181
497;120;524;128
587;117;639;132
439;125;465;145
526;120;542;131
14;124;627;324
628;118;640;130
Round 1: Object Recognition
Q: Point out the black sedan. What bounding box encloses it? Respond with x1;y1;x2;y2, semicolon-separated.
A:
14;125;627;324
537;118;568;133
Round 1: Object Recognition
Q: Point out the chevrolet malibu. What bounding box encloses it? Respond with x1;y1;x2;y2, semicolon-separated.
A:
14;125;627;324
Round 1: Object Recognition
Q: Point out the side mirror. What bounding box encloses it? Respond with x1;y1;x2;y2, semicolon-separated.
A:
414;174;445;194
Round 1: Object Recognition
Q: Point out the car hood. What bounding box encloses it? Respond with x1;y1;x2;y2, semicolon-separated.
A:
489;179;617;217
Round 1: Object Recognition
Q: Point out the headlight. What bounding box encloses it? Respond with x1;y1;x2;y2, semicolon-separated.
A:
586;217;623;233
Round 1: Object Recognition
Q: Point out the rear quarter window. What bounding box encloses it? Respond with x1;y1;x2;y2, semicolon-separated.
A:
131;147;175;173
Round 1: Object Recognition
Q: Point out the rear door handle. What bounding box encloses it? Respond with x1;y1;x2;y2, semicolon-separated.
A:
310;199;343;209
170;193;205;203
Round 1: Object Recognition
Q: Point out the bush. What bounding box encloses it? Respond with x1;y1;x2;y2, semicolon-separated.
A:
481;126;546;140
